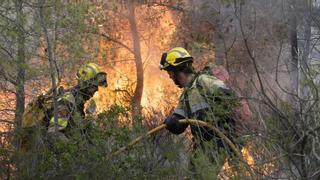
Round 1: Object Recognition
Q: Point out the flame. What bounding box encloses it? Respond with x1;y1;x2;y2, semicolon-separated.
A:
0;5;280;179
98;37;112;64
219;146;276;179
219;147;255;178
93;5;179;118
241;147;255;166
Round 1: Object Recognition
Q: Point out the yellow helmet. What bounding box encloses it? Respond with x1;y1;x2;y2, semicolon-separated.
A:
77;63;101;81
76;63;107;87
159;47;193;70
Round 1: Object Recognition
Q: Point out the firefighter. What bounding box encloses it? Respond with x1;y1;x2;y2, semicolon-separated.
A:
160;47;238;176
21;63;107;148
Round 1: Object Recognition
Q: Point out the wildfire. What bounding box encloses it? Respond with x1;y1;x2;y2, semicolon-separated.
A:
93;5;180;118
241;147;255;166
0;4;280;179
219;147;254;178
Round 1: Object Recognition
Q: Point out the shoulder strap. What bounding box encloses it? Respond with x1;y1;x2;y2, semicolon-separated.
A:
183;92;192;118
183;74;201;118
194;74;206;99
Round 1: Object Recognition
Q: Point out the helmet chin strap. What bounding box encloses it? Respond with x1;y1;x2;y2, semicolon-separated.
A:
172;71;183;88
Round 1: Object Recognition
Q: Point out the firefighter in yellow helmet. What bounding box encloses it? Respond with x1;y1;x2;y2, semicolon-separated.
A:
22;63;107;149
47;63;107;131
160;47;238;176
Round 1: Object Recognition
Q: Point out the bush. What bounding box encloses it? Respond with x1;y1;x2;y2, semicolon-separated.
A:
16;105;190;179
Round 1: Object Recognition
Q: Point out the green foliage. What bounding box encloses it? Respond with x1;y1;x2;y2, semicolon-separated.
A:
39;0;99;70
10;103;254;179
16;105;190;179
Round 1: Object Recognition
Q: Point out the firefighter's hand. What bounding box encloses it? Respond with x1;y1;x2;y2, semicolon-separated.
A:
164;114;188;135
164;115;178;132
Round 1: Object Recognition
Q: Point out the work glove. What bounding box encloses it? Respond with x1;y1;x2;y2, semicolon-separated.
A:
164;114;188;135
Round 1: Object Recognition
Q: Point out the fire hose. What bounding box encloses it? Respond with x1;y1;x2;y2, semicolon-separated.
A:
110;119;255;178
111;119;241;158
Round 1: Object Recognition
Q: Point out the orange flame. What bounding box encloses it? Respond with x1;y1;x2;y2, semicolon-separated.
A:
93;6;179;119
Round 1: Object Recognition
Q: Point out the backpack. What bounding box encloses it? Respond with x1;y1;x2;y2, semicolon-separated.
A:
199;63;230;82
198;64;256;135
22;94;53;128
22;87;66;128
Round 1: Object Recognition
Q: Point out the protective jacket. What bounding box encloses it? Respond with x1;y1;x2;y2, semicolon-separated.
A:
47;86;93;133
21;86;94;150
23;86;90;130
166;73;237;149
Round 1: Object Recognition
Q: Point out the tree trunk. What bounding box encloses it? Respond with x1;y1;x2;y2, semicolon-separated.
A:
127;1;144;124
13;0;26;150
299;0;312;98
289;0;299;97
213;26;225;65
299;1;312;178
288;1;311;178
39;0;59;129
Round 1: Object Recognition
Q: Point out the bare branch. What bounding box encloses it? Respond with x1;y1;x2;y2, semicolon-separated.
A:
0;66;17;85
100;33;134;54
152;3;185;12
0;44;14;59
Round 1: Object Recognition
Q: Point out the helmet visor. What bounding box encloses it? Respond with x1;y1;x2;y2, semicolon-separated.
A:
159;53;168;70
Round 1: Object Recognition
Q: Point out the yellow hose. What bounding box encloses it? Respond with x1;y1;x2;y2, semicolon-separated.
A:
111;124;166;157
110;119;255;178
111;119;241;158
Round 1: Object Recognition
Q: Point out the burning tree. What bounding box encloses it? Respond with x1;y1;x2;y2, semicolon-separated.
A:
94;1;183;125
